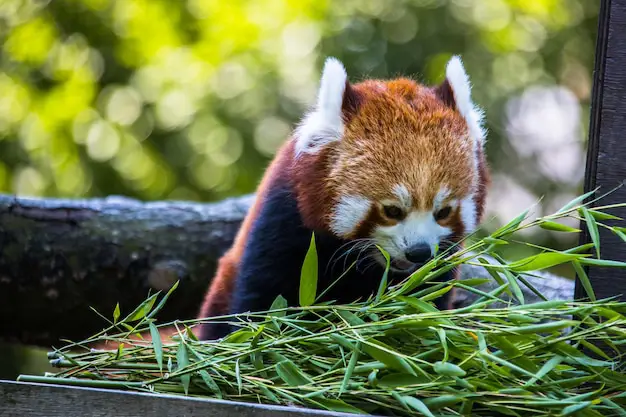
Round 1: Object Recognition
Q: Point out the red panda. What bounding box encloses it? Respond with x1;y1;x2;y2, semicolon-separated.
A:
196;56;490;340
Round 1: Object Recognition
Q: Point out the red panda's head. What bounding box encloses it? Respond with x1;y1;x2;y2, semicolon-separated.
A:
291;57;489;271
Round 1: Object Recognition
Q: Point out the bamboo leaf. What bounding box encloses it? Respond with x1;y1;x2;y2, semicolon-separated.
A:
235;359;242;395
339;341;361;395
422;395;465;410
123;292;160;323
561;401;592;416
614;228;626;242
491;209;530;238
401;396;436;417
433;361;466;377
587;209;622;221
112;303;120;324
148;322;163;373
147;280;180;320
313;398;367;414
556;189;596;213
362;340;416;375
509;252;583;272
437;328;449;362
377;373;430;388
375;246;390;302
572;260;596;301
176;341;190;395
198;370;222;399
581;207;601;258
539;220;580;233
299;232;318;307
275;359;313;386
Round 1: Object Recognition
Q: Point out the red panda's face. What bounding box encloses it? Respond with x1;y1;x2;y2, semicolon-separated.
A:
294;57;488;271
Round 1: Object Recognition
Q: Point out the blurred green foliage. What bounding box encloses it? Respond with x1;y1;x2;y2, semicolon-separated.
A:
0;0;596;204
0;0;601;378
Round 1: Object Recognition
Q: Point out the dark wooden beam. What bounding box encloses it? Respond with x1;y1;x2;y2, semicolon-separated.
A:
576;0;626;301
0;380;364;417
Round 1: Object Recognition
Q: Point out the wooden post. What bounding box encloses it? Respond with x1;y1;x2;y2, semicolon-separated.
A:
576;0;626;302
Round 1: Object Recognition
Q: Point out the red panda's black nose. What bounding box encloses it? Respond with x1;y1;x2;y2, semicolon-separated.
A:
405;243;432;264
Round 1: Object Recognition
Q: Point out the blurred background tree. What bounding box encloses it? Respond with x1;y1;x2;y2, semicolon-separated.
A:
0;0;598;377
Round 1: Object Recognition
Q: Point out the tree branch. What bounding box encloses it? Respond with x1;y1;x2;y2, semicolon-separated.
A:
0;194;574;347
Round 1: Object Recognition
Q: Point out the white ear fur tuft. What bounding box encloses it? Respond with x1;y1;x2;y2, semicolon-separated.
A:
445;56;486;145
317;57;348;120
294;57;348;157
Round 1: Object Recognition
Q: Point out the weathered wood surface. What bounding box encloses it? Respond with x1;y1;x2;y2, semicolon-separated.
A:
0;193;574;347
0;193;253;347
576;0;626;301
0;380;366;417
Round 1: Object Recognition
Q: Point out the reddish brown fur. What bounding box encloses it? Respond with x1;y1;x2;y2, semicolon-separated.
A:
199;74;489;332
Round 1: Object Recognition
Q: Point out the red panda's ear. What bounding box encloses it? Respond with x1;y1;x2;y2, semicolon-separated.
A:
435;56;486;145
294;57;358;156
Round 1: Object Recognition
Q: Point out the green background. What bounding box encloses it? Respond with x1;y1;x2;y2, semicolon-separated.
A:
0;0;598;377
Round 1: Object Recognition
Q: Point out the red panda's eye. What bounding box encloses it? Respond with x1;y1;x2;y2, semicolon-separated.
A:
383;205;404;220
434;206;452;221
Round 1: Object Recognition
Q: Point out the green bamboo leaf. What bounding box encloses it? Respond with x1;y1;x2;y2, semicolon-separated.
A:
601;398;626;417
398;296;438;313
401;396;436;417
437;328;448;362
268;295;287;332
275;359;313;386
339;342;361;395
510;300;567;310
377;373;430;388
491;209;530;238
123;292;160;323
420;285;452;302
459;278;491;287
508;252;583;272
579;258;626;267
176;341;190;395
556;189;596;213
503;269;524;304
375;245;390;302
587;209;622;221
433;361;466;377
313;398;367;414
561;401;591;416
198;370;222;399
269;294;287;313
115;342;123;360
539;220;580;233
336;310;366;326
112;303;121;324
422;395;465;410
148;322;163;373
614;228;626;242
484;237;509;245
362;340;416;375
299;233;318;307
581;207;601;258
398;260;436;294
572;260;596;301
147;280;180;319
524;355;563;386
480;352;536;378
505;320;576;334
235;358;242;395
564;243;595;254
